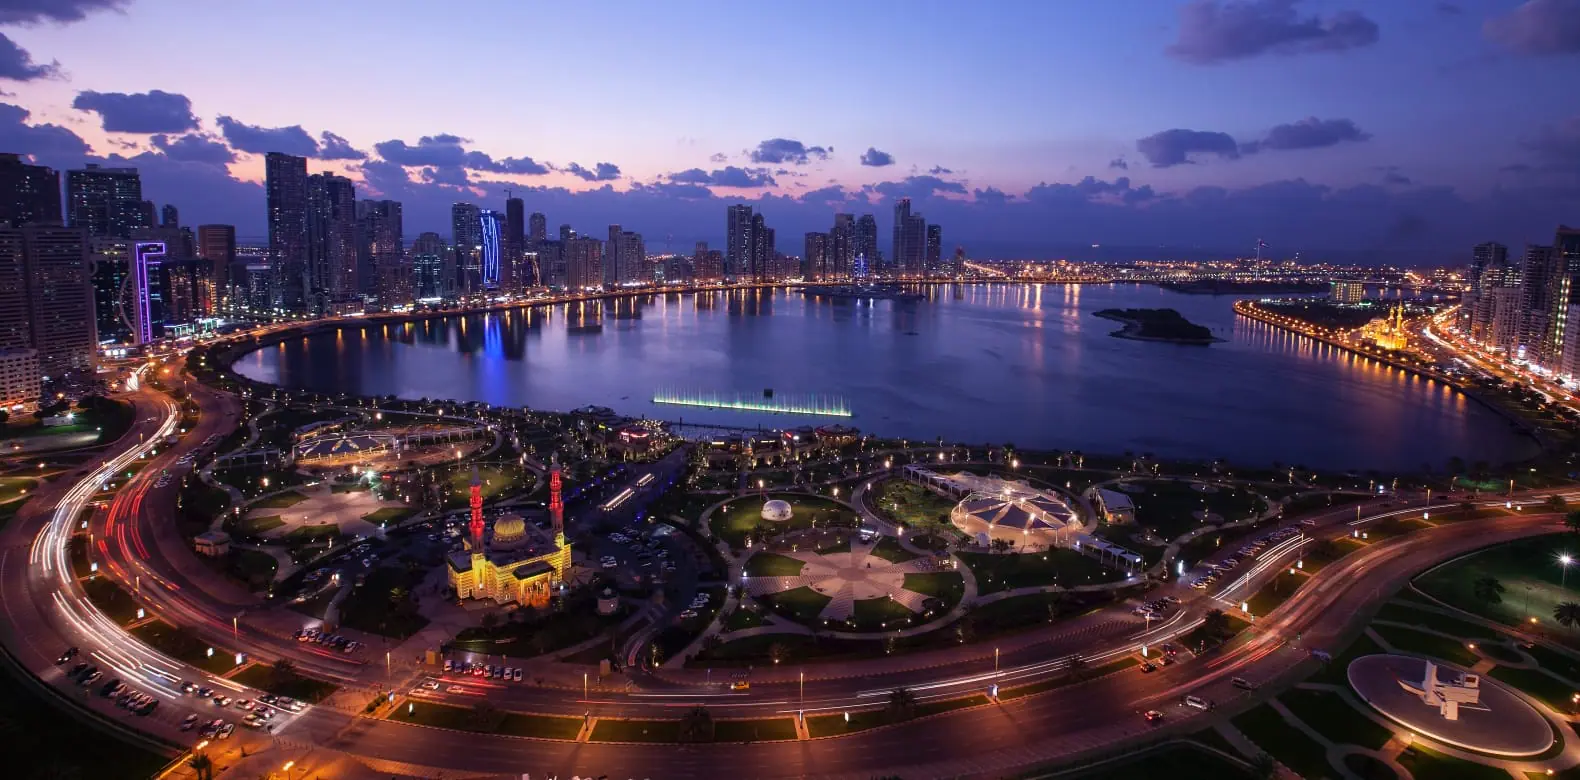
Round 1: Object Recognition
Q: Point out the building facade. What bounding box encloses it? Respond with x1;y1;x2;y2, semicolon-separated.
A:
265;153;310;313
0;154;61;228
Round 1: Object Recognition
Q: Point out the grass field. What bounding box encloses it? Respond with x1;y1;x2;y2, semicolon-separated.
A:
743;552;806;577
870;478;957;532
710;494;858;549
1124;480;1265;539
1278;687;1393;750
1058;743;1251;780
233;513;285;536
1416;534;1580;643
958;549;1122;594
1231;703;1332;780
251;490;308;509
362;506;415;524
230;663;339;703
804;694;989;737
130;620;238;675
1369;624;1479;667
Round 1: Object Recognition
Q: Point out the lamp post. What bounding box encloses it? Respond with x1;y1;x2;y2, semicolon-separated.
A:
1562;555;1573;590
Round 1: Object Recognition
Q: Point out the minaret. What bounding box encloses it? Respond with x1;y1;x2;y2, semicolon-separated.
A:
549;453;564;547
468;465;485;548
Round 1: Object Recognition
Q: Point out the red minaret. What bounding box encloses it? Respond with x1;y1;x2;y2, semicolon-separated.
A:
549;453;564;539
468;465;484;547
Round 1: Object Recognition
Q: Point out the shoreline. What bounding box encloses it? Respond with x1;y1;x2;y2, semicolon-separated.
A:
1091;309;1224;345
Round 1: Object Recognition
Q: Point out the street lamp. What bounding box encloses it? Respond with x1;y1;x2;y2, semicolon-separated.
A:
1561;554;1573;590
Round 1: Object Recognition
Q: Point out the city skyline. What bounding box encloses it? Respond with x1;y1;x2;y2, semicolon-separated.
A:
0;0;1574;262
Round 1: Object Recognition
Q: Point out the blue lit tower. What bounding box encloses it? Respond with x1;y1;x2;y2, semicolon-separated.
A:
131;241;166;344
479;209;502;290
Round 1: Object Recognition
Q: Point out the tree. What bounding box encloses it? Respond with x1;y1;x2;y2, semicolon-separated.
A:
886;687;918;722
1550;495;1570;513
1201;608;1231;641
1473;577;1505;605
188;754;214;780
1249;752;1277;780
467;701;503;732
269;659;298;688
1555;602;1580;628
768;641;790;666
679;705;715;743
1566;511;1580;536
479;611;499;631
1066;653;1088;681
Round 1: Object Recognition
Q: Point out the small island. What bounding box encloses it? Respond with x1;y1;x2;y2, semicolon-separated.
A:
1093;308;1222;345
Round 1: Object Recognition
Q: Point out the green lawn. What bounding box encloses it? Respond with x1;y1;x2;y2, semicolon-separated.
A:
849;596;918;630
81;577;142;624
1282;491;1370;518
1370;624;1479;667
759;586;832;624
1124;480;1265;540
1372;603;1499;639
709;494;858;549
723;606;766;631
868;535;919;563
251;490;308;509
284;524;342;543
230;662;339;703
1312;632;1386;686
998;658;1140;700
440;463;534;508
712;718;797;742
362;506;414;525
234;513;285;536
0;476;37;502
805;694;989;737
959;549;1122;594
903;572;966;613
1397;745;1511;780
1415;534;1580;644
452;593;626;657
589;718;682;743
1488;665;1579;711
1231;704;1333;780
387;700;581;739
743;552;806;577
1524;643;1580;681
130;620;239;675
334;566;429;638
1278;687;1394;750
1246;570;1304;618
870;478;958;533
690;633;881;667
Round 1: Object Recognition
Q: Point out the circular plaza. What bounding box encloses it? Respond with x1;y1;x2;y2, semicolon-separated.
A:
1347;654;1554;757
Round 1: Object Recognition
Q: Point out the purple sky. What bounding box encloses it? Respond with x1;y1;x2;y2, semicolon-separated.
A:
1;0;1577;263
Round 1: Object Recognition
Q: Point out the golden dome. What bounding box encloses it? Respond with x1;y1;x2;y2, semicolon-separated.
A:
493;514;526;543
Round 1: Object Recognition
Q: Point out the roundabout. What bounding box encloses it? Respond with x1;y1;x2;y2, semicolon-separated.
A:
1347;653;1554;757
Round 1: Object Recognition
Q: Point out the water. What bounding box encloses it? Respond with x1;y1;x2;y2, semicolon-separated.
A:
232;284;1537;472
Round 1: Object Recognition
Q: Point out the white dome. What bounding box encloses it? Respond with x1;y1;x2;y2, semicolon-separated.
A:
761;500;794;522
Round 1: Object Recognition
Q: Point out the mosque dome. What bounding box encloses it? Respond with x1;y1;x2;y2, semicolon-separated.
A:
493;514;527;545
761;499;794;522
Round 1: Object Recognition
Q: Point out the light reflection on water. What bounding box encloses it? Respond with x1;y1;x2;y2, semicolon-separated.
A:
235;284;1535;471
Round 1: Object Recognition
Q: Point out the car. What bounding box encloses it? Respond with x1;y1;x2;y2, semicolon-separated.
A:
217;723;235;739
602;560;617;569
730;680;750;691
1144;710;1164;724
56;647;78;664
198;722;219;739
234;699;253;710
448;685;467;693
136;699;159;716
180;681;196;695
422;680;440;690
443;659;453;673
81;670;102;686
99;679;123;697
1140;662;1157;673
212;696;232;707
1231;677;1258;691
196;686;213;698
258;693;277;704
181;714;200;731
277;697;303;712
512;668;523;682
67;661;88;679
1183;695;1213;711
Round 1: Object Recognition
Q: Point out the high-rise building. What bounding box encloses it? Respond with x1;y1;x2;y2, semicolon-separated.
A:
0;153;61;228
67;164;147;239
854;213;879;270
1330;281;1366;304
528;212;547;246
306;173;357;312
925;223;942;275
1545;227;1580;372
88;238;129;344
504;196;524;291
128;239;166;343
564;236;603;291
804;232;828;280
749;212;773;282
451;202;482;294
1461;242;1508;333
412;232;445;300
1517;244;1559;363
480;209;503;290
829;214;854;279
265;153;310;313
1469;248;1522;351
359;200;405;307
0;225;95;381
197;225;236;310
604;225;645;287
726;204;754;280
160;204;179;228
0;347;40;412
605;225;623;289
891;198;927;276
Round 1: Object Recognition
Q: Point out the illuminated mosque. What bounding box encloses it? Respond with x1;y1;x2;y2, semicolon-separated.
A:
447;458;571;607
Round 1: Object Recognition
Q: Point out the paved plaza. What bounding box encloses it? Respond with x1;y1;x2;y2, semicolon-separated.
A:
744;539;941;621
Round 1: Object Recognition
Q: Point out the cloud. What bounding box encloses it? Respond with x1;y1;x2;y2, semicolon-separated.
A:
799;185;848;204
1484;0;1580;56
1242;117;1370;152
973;187;1011;206
1435;2;1462;14
709;152;729;163
1521;114;1580;164
0;0;128;24
871;175;968;198
749;138;830;165
420;165;471;187
667;166;775;188
0;33;58;81
1136;128;1241;167
1168;0;1380;64
1108;157;1129;170
150;133;234;165
859;147;895;167
0;101;88;157
316;131;365;160
72;89;198;133
564;162;621;181
928;166;954;175
216;115;318;156
634;181;715;200
373;134;551;174
1382;171;1412;186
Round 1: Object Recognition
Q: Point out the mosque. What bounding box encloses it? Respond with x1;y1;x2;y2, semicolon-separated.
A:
447;458;572;607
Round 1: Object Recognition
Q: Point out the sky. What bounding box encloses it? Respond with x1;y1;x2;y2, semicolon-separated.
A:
0;0;1577;263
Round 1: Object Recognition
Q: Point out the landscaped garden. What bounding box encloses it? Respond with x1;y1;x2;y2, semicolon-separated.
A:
1121;479;1266;540
958;548;1122;594
1415;533;1580;643
709;494;859;549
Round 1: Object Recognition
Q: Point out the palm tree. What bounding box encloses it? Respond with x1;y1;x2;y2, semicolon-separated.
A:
1066;653;1088;681
468;701;502;732
1550;495;1569;513
1201;608;1231;640
1555;602;1580;628
1473;577;1506;605
679;705;715;743
269;658;298;688
886;687;918;722
1248;752;1277;780
188;754;214;780
1566;511;1580;535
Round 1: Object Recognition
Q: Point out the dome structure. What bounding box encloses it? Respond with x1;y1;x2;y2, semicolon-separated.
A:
493;514;527;546
761;499;794;522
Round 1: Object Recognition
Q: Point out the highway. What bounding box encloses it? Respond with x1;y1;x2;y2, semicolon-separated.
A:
1;360;1573;777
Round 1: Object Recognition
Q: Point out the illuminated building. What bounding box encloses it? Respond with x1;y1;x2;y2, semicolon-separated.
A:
131;241;165;343
1329;280;1365;303
265;153;309;313
448;460;570;607
1362;303;1409;351
480;209;502;289
0;347;40;412
451;202;481;293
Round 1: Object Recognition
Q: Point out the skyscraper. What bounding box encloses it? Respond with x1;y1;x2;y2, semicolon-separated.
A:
605;225;623;289
451;202;482;294
726;204;754;280
0;153;61;228
67;164;147;239
0;225;95;381
619;230;646;286
160;204;179;228
804;232;828;281
564;236;603;291
480;209;503;290
504;196;524;291
749;212;771;282
925;224;942;276
1461;242;1508;333
359;200;405;307
412;232;445;300
854;213;879;270
197;225;236;310
1518;244;1558;362
528;212;547;246
829;213;854;279
1545;227;1580;373
892;198;927;276
88;238;129;343
306;173;357;312
265;152;310;313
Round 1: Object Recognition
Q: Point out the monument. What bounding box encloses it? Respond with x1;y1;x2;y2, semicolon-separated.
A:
1397;660;1484;721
